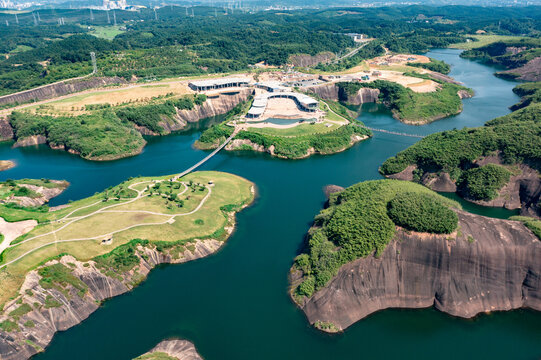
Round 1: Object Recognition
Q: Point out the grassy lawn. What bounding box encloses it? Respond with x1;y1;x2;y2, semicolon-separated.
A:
248;122;340;137
88;25;126;40
449;35;530;50
8;45;33;54
0;171;254;305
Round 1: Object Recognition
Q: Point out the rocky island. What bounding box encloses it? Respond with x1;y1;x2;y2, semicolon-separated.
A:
0;171;254;359
290;179;541;332
134;339;202;360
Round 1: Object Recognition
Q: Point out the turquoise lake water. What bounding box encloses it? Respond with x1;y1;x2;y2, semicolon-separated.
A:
1;49;539;360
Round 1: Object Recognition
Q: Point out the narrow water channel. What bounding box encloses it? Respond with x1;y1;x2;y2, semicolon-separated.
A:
2;49;539;360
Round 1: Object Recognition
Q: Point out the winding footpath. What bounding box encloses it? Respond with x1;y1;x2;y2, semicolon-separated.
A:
0;180;210;269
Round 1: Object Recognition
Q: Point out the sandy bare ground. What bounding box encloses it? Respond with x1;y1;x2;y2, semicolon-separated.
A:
407;79;440;93
370;54;430;66
0;217;37;255
370;70;439;93
256;98;325;121
0;74;255;116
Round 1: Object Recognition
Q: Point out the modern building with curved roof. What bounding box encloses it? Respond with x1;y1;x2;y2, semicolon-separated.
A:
247;92;318;118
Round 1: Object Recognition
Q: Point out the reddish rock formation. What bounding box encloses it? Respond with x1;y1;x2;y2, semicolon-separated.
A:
136;339;202;360
0;240;222;360
306;84;380;105
499;56;541;82
176;89;251;124
386;159;541;218
301;210;541;331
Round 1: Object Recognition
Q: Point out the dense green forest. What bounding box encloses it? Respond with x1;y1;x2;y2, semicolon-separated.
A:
407;58;451;74
336;79;472;123
9;111;145;160
380;82;541;201
292;180;460;299
461;38;541;69
196;121;372;159
6;93;208;159
0;5;539;95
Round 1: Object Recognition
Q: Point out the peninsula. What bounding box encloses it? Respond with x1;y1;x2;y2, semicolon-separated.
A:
0;171;254;359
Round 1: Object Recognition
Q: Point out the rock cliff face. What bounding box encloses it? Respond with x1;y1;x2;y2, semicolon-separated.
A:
289;52;335;67
387;159;541;218
12;135;47;148
306;84;380;105
498;57;541;82
0;77;128;106
133;89;251;136
176;89;251;124
0;240;222;360
135;339;202;360
301;210;541;331
0;117;13;142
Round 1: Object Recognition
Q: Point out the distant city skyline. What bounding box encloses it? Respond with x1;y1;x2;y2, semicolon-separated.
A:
1;0;540;10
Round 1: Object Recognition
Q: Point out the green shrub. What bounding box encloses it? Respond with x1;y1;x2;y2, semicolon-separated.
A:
294;180;460;296
457;164;512;201
38;263;88;297
0;320;19;332
380;100;541;178
510;216;541;239
9;111;145;160
9;303;32;320
407;58;451;74
94;239;147;273
297;276;315;297
387;192;458;233
44;295;62;308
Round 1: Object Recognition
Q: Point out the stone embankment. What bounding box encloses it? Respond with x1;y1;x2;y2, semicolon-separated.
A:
298;210;541;331
0;240;222;360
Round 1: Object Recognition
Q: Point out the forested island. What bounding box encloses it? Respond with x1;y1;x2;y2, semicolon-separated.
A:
291;80;541;332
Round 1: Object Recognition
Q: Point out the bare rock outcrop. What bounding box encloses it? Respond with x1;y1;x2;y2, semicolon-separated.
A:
136;339;202;360
0;77;128;106
177;89;251;124
289;52;335;68
7;180;69;207
0;117;14;141
306;84;380;105
386;160;541;217
12;135;46;148
0;240;223;360
301;210;541;331
498;56;541;82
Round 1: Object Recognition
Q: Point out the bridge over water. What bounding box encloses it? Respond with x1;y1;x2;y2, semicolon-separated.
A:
173;130;237;180
360;125;425;138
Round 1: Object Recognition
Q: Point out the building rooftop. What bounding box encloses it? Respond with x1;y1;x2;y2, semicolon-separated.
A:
189;77;251;88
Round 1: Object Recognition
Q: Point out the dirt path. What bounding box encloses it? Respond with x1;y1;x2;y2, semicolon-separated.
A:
0;180;211;270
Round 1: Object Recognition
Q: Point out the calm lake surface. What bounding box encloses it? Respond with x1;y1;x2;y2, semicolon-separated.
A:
2;49;540;359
